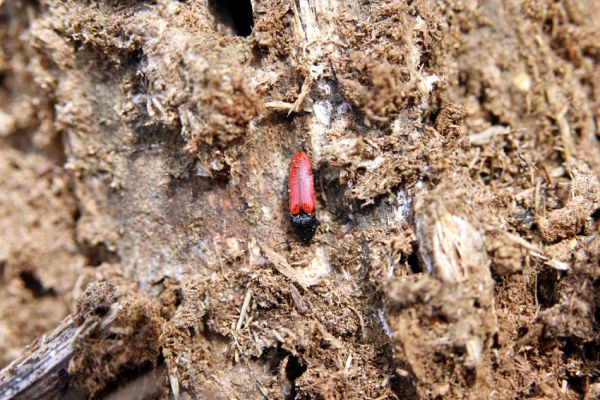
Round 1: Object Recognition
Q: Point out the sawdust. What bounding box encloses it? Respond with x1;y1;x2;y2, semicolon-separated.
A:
68;282;164;398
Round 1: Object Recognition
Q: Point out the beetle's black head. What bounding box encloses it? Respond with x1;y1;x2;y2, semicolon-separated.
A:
290;212;320;242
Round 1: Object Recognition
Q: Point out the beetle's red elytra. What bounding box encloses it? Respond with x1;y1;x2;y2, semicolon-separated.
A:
288;151;319;242
288;151;316;214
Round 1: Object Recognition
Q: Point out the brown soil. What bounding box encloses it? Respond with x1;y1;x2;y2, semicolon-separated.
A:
0;0;599;399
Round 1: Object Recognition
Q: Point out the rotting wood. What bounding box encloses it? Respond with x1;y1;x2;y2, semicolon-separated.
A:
0;305;118;400
1;0;600;399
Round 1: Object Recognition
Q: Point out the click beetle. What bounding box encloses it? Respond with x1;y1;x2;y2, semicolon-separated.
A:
288;151;320;242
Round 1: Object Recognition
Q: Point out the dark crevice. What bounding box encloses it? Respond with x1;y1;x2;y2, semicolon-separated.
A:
536;268;558;309
566;373;586;395
583;340;598;362
516;325;528;340
561;337;581;359
407;242;422;273
386;347;419;399
258;346;291;372
284;354;307;400
208;0;254;37
80;241;121;267
20;271;57;298
491;332;500;349
73;206;82;222
594;278;600;330
253;346;307;400
560;337;599;364
464;367;477;387
488;112;501;126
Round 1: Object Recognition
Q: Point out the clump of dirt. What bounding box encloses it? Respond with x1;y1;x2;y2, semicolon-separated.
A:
536;163;599;243
69;282;164;398
334;2;445;127
0;0;599;399
252;0;293;58
541;234;600;340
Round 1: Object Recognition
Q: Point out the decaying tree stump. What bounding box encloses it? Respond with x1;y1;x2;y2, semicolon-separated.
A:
1;0;599;399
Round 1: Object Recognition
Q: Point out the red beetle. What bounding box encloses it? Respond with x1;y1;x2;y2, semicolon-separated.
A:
288;151;320;242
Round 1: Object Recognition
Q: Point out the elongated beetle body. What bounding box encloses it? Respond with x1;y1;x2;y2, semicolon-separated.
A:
288;151;319;242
